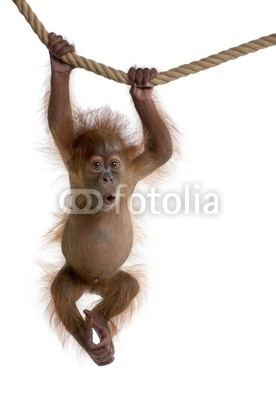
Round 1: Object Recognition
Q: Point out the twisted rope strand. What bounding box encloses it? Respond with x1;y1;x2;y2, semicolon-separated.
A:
12;0;276;86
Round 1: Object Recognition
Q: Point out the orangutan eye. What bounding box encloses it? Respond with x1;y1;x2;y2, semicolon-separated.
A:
92;161;102;170
111;160;120;169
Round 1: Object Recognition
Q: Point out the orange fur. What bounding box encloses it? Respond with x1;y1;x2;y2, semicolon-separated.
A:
45;54;178;365
43;103;177;363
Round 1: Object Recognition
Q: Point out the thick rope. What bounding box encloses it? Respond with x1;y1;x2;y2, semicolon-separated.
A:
12;0;276;87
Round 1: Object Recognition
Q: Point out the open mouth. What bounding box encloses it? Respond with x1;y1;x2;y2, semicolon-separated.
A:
103;193;116;206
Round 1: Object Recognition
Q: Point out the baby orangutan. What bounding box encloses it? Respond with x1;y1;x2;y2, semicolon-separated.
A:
47;33;173;366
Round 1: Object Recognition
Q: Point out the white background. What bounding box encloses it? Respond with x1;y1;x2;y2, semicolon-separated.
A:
1;0;276;399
